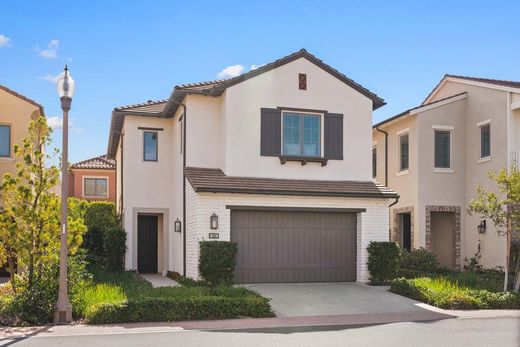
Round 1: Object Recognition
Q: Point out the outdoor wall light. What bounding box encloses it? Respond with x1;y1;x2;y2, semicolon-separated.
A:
174;218;182;233
477;220;486;234
210;213;218;230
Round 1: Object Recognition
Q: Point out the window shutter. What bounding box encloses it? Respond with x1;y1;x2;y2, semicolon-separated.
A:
260;108;281;156
324;113;343;160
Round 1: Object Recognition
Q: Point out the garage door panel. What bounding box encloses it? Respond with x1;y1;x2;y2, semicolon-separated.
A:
231;210;357;283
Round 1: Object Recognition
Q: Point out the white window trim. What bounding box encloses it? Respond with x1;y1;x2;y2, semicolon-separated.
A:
433;126;454;172
82;176;109;198
280;110;324;158
477;119;492;163
397;129;410;174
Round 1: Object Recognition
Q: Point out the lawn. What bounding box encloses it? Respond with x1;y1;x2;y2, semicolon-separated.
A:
76;269;274;324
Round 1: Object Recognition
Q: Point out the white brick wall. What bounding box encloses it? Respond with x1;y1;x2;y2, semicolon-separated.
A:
186;183;391;282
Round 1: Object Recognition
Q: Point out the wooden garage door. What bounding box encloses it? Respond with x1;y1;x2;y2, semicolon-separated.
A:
231;210;357;283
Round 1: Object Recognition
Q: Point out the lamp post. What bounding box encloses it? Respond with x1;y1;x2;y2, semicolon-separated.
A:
54;65;75;324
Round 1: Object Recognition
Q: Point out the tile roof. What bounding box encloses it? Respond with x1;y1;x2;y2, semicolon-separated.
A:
0;85;44;114
114;99;168;113
445;74;520;89
71;155;116;170
185;167;398;199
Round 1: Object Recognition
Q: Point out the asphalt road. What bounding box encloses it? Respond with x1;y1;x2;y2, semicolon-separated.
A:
2;317;519;347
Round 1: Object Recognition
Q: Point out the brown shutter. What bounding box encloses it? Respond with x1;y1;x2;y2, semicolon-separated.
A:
260;108;281;156
324;113;343;160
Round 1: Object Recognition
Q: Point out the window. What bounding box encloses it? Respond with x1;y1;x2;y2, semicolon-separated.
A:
143;131;158;161
372;147;377;178
399;133;409;172
283;112;320;157
84;178;108;197
0;125;11;158
298;73;307;90
434;130;451;168
480;123;491;159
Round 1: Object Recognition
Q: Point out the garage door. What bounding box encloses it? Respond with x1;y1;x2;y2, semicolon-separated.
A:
231;210;357;283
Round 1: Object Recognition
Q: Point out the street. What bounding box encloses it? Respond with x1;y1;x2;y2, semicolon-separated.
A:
2;317;518;347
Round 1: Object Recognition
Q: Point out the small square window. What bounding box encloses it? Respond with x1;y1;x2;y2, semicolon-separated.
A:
143;131;158;161
84;178;108;197
298;73;307;90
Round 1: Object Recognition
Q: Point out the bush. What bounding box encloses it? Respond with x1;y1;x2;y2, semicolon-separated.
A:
75;283;126;318
400;248;439;273
103;226;126;272
199;241;238;286
367;241;401;284
83;202;118;264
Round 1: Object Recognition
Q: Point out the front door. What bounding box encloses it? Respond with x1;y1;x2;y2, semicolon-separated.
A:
401;213;412;251
138;215;158;273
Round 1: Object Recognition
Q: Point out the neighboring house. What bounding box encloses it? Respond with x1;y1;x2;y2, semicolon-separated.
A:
68;155;116;203
107;49;397;283
0;85;44;276
373;75;520;270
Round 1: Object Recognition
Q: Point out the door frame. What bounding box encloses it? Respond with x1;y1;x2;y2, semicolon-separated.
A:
392;206;414;249
132;208;170;275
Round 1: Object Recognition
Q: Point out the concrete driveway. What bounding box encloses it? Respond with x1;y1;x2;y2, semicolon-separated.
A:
244;282;430;317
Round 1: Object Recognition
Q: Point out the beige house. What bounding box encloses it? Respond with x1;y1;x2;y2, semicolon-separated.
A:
107;49;397;283
0;85;44;208
373;75;520;270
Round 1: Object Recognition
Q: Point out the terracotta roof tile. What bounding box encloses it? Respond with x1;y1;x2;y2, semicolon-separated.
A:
71;155;116;170
114;99;168;113
185;167;398;198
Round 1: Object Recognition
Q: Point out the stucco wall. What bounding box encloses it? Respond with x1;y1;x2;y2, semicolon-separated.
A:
185;183;391;283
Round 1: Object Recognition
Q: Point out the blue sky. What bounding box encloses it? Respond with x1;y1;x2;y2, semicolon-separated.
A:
1;1;519;163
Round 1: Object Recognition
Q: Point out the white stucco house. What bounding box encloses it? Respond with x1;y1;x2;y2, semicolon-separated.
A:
107;49;397;283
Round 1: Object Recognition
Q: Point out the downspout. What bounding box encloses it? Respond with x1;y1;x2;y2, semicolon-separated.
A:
375;126;389;187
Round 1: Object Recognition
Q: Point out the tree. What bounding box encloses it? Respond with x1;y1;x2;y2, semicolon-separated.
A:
0;116;86;292
468;166;520;292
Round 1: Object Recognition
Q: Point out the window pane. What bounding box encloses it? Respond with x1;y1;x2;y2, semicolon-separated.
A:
0;125;10;157
435;131;450;168
144;132;158;161
480;125;490;158
372;147;377;178
96;179;107;196
283;114;301;156
400;134;409;171
283;113;320;157
84;178;96;196
302;115;320;156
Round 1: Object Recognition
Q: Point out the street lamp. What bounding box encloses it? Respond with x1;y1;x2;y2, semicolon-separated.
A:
54;65;75;324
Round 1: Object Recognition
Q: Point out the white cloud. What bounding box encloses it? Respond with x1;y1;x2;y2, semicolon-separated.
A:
217;64;244;79
38;39;59;59
47;116;80;132
0;34;11;47
39;73;59;83
250;64;265;70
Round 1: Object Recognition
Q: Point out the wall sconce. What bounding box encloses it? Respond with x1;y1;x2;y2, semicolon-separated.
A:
477;220;486;234
174;218;182;233
210;213;218;230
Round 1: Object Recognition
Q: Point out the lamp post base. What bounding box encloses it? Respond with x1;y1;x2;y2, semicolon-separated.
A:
54;303;72;324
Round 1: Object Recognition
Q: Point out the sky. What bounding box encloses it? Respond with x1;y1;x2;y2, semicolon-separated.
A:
1;1;519;163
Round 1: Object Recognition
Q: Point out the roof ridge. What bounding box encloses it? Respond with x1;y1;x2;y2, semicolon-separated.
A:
445;74;520;85
114;98;168;111
71;154;116;169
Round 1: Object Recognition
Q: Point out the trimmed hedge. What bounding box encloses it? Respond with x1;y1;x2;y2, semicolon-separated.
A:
391;277;520;310
85;295;274;324
199;241;238;286
367;241;401;284
400;248;439;273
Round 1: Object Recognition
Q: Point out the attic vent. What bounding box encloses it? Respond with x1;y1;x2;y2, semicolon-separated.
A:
299;73;307;90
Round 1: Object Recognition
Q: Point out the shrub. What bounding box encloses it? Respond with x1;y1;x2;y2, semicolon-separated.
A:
103;226;126;272
400;248;439;273
199;241;238;286
83;202;118;264
367;241;401;284
75;283;126;317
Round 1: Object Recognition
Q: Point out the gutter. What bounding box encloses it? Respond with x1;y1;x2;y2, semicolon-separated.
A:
375;126;389;187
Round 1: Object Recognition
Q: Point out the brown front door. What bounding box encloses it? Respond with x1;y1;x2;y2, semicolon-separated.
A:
231;210;357;283
138;215;158;273
431;212;455;269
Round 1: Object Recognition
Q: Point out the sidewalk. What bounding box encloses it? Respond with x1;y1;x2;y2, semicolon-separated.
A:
1;308;518;340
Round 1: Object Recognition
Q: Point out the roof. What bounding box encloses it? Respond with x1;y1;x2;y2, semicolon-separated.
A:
373;92;467;129
0;85;44;115
70;154;116;170
185;167;398;199
108;49;386;158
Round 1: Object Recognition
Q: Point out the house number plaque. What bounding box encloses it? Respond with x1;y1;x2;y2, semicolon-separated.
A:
208;233;219;239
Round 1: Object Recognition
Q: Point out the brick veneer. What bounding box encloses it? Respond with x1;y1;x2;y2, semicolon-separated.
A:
392;206;414;248
425;205;461;270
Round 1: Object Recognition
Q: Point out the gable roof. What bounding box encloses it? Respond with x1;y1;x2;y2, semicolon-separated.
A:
107;49;385;158
423;74;520;105
71;154;116;170
0;85;44;115
373;92;467;129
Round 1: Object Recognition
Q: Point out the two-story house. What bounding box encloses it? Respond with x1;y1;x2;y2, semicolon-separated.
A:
373;75;520;270
107;49;397;283
68;155;116;203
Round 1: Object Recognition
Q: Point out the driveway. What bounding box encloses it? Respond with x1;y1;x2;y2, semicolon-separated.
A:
244;282;431;317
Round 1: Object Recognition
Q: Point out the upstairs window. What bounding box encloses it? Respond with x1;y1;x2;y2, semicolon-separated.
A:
372;146;377;178
143;131;158;161
434;130;451;169
399;132;409;172
283;112;320;157
0;125;11;158
84;177;108;197
479;123;491;159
